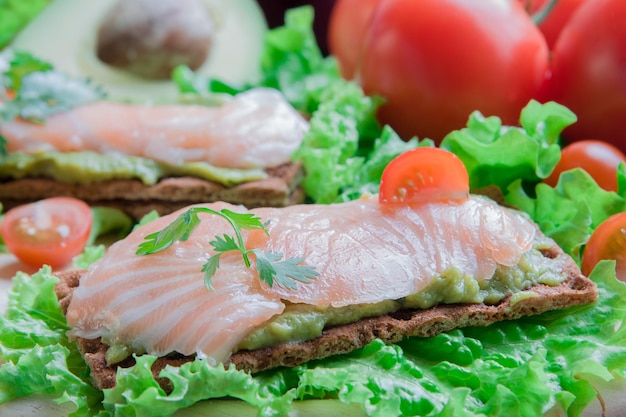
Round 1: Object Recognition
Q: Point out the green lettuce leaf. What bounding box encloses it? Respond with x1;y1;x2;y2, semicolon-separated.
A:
0;267;106;415
440;100;577;193
88;207;135;246
102;355;296;417
292;80;382;203
257;5;339;114
506;169;626;263
69;206;134;269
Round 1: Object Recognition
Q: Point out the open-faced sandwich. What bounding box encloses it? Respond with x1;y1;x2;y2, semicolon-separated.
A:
0;0;310;219
0;83;308;218
50;148;597;395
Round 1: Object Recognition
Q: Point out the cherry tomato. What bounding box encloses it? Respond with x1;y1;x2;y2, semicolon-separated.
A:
327;0;379;79
330;0;549;143
379;147;469;205
1;197;93;269
517;0;588;49
542;0;626;152
582;212;626;280
544;140;626;192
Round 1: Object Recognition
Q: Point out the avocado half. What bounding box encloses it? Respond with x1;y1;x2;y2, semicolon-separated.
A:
11;0;268;103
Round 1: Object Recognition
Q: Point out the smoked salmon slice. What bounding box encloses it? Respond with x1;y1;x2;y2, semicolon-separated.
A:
66;194;544;366
1;88;308;169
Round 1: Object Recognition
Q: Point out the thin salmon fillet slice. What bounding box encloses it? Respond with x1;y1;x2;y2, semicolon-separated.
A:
66;195;550;367
1;88;308;169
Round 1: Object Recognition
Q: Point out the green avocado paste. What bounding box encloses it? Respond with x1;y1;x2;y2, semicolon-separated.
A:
0;151;267;186
236;238;566;352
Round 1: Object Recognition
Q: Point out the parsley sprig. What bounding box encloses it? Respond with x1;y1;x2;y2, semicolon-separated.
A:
136;208;318;290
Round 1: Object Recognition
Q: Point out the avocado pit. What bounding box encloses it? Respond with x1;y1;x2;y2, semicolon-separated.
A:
96;0;214;80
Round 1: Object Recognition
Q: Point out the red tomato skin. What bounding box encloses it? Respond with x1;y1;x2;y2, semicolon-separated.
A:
328;0;380;79
1;197;93;269
379;147;469;205
358;0;549;143
518;0;588;49
543;0;626;152
582;212;626;280
545;140;626;192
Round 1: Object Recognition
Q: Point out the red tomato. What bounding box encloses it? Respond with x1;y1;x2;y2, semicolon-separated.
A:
346;0;549;143
517;0;588;49
327;0;379;79
1;197;93;269
542;0;626;152
582;212;626;280
379;147;469;205
544;140;626;192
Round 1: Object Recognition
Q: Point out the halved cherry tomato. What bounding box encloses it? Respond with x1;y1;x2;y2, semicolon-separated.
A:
544;140;626;192
379;147;469;205
582;212;626;280
1;197;93;269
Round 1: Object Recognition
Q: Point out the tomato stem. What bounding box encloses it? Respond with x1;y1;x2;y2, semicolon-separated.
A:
531;0;560;25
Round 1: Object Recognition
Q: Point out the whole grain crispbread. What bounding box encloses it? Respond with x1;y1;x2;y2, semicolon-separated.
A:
0;162;303;219
54;243;597;392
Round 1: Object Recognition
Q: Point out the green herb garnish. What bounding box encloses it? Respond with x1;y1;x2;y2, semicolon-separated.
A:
136;207;318;290
0;50;105;124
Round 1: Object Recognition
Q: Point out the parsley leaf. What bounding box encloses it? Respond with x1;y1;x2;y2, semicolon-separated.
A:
252;250;317;289
210;234;240;252
201;255;221;290
137;210;201;254
137;207;318;290
219;209;267;232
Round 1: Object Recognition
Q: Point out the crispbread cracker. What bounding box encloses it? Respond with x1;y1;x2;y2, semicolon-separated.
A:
0;163;303;218
54;243;597;392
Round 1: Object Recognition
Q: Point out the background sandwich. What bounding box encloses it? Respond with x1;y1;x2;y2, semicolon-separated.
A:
0;52;308;218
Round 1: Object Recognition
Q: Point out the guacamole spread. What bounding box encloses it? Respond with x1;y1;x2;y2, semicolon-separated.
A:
0;151;267;186
236;237;565;351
